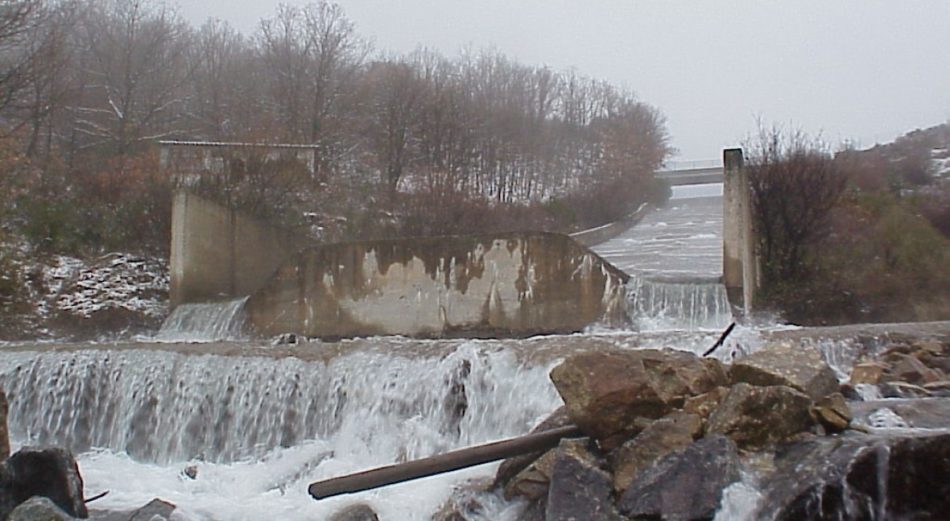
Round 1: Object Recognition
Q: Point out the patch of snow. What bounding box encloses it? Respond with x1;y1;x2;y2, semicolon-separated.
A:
54;253;169;319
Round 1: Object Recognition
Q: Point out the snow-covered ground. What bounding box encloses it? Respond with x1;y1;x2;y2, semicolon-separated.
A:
1;250;168;340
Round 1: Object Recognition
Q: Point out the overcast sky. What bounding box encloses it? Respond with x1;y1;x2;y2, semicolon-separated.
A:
176;0;950;161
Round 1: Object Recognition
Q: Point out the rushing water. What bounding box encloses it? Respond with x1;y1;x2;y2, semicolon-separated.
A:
155;299;249;343
0;342;560;520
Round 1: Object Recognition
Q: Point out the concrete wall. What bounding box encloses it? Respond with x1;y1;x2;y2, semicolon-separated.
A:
244;232;630;338
170;191;308;306
722;148;759;314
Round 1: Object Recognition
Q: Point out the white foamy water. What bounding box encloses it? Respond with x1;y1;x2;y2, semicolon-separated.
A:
155;299;248;343
0;343;559;520
626;275;732;331
713;478;763;521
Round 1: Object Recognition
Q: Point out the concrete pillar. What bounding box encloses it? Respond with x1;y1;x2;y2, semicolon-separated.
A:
722;148;757;315
169;191;308;307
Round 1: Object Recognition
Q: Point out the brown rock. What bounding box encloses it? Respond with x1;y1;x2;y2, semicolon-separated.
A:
549;349;726;446
729;345;839;399
850;362;887;386
610;411;702;494
707;383;815;449
504;438;595;502
494;407;571;489
683;386;729;420
880;381;933;399
504;449;558;501
810;393;852;432
887;353;943;385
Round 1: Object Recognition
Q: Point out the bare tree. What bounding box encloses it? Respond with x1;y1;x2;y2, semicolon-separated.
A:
69;0;193;157
187;19;249;140
746;125;848;280
0;0;41;117
258;2;366;145
361;59;426;193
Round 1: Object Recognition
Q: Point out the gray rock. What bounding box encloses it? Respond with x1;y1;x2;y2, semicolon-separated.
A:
550;349;726;447
729;345;838;399
610;411;702;494
706;383;815;449
3;447;88;519
329;503;379;521
545;440;621;521
810;392;851;432
850;397;950;429
7;496;76;521
759;433;950;521
683;386;729;419
0;389;8;460
618;435;740;521
129;498;176;521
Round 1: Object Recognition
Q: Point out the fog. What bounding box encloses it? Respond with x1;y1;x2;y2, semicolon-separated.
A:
177;0;950;160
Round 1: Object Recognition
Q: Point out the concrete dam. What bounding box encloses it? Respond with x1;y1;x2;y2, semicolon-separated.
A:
166;149;755;339
169;192;629;339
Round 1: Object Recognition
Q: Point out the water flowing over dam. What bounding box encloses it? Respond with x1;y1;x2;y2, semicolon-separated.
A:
11;180;936;520
592;183;732;331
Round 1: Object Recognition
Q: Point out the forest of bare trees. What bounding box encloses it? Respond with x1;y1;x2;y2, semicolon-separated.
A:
0;0;672;255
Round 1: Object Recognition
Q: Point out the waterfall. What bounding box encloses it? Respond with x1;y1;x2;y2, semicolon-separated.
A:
156;298;248;342
626;275;732;331
0;345;559;466
0;344;560;519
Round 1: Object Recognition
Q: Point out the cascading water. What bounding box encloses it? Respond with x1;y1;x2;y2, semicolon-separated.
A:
592;183;735;332
156;298;248;342
0;342;560;520
625;275;732;331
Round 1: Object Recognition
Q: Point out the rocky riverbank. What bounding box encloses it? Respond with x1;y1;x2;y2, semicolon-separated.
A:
433;335;950;520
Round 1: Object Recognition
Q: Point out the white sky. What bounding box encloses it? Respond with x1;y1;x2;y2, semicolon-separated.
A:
176;0;950;161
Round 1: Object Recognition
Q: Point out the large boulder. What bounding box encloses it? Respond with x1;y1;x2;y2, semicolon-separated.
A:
7;496;76;521
759;433;950;521
2;448;87;519
706;383;815;450
609;411;702;494
618;435;740;521
729;345;838;399
545;440;621;521
550;349;726;446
